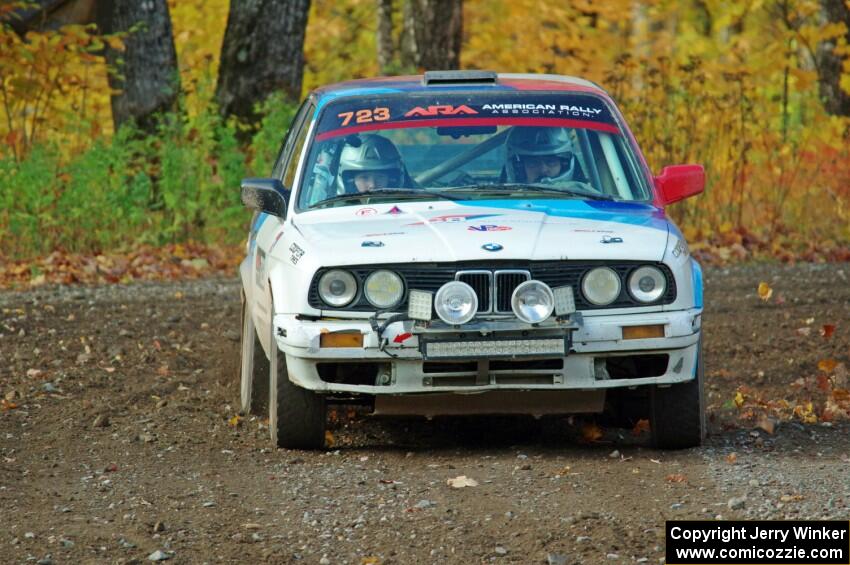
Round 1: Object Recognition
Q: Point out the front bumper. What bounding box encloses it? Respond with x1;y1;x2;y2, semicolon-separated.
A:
274;308;702;396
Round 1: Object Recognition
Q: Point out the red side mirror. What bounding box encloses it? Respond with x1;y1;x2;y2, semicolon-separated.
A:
654;164;705;205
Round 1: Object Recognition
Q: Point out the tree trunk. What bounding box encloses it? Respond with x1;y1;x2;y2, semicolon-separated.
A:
377;0;394;74
216;0;311;126
95;0;180;134
402;0;463;71
816;0;850;117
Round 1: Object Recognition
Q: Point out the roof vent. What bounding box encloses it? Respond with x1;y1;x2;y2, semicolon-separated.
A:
423;70;498;86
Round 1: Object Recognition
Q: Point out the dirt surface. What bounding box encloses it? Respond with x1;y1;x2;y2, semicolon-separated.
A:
1;264;849;564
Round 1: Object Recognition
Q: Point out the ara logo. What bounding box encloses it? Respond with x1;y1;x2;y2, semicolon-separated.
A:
404;105;478;117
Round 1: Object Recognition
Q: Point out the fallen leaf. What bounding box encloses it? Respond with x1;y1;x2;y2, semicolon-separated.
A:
816;374;832;392
446;475;478;488
26;368;42;378
820;324;836;339
666;473;687;483
818;359;839;373
580;422;603;442
228;415;242;427
0;399;18;410
805;317;815;325
756;417;775;434
757;282;773;302
793;402;817;424
361;557;381;565
725;452;738;464
795;327;811;337
324;430;335;447
631;418;650;436
734;391;745;407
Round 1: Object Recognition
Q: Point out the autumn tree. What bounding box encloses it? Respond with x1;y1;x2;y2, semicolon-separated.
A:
216;0;311;126
816;0;850;117
375;0;463;73
95;0;180;134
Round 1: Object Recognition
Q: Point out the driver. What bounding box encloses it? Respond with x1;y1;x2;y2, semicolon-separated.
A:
337;134;410;193
505;126;586;184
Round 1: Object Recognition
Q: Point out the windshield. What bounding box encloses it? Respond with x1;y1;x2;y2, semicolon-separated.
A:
296;93;651;210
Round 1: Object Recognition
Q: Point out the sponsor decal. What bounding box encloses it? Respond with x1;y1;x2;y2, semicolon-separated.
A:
289;243;305;264
482;243;503;252
406;213;500;226
385;205;405;215
404;105;478;117
392;332;413;344
601;235;624;244
356;207;378;217
482;103;603;119
468;224;512;232
361;240;385;248
672;238;689;258
573;228;614;233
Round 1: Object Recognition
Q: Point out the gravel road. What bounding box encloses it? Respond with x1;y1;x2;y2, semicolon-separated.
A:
1;263;849;564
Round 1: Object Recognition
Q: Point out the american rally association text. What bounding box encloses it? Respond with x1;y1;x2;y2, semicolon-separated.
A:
669;525;848;545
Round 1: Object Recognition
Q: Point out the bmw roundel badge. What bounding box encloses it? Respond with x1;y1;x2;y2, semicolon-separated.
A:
482;243;503;252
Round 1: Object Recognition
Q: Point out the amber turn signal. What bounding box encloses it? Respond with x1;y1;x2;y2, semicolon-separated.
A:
320;332;363;348
621;324;665;340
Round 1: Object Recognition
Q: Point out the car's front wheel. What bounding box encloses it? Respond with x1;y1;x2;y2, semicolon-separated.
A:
269;312;326;449
649;339;706;449
240;291;269;415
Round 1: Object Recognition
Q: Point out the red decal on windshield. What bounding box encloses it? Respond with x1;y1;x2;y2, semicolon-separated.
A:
405;105;478;117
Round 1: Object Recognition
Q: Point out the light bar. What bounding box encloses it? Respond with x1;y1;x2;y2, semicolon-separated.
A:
553;285;576;315
424;338;566;359
407;289;433;321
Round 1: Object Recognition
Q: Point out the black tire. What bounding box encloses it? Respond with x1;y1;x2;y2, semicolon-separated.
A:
650;339;706;449
239;292;269;415
269;331;326;450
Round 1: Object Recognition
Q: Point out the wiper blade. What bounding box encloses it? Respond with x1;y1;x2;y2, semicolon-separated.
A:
446;183;615;201
309;188;461;209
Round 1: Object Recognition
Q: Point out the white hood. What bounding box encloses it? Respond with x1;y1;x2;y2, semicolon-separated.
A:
293;200;670;264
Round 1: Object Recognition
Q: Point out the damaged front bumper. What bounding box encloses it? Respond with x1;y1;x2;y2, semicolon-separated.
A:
273;308;702;404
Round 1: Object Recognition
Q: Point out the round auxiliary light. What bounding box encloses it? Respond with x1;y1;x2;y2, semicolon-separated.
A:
364;270;404;309
434;281;478;325
581;267;622;306
628;266;666;303
511;280;555;324
318;269;357;307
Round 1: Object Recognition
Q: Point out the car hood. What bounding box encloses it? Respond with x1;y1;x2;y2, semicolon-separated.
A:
293;199;670;264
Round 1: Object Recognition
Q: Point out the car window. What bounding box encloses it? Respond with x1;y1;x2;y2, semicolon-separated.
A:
295;93;652;211
271;100;313;184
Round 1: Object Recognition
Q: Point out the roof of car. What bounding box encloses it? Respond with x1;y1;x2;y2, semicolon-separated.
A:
311;72;608;104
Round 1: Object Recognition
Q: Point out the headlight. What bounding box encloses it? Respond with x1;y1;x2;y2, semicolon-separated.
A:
318;270;357;307
581;267;621;306
628;266;666;303
511;280;554;323
434;281;477;325
364;270;404;309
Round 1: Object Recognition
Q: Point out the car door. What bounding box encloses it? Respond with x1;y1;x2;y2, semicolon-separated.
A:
253;99;315;357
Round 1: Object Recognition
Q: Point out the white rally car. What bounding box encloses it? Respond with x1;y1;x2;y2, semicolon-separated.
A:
239;71;706;449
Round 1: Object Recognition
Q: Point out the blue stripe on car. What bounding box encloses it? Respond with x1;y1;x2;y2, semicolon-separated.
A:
691;258;703;309
458;199;670;231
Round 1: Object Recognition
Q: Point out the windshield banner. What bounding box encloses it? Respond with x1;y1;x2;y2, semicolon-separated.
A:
315;94;619;141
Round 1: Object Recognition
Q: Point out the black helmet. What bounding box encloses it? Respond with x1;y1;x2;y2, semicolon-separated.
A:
505;127;576;182
337;134;404;192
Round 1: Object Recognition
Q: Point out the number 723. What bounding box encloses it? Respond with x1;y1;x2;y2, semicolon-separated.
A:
337;107;390;126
